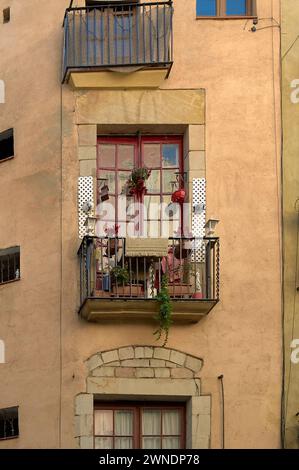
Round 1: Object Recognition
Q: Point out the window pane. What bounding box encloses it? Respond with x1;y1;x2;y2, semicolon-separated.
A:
115;437;133;449
118;145;134;169
163;170;177;193
143;144;161;167
115;411;133;436
99;144;116;168
196;0;217;16
98;171;116;193
142;437;161;449
95;436;113;449
162;410;180;435
94;410;113;436
147;170;160;194
144;195;161;216
226;0;246;15
162;437;181;449
142;410;161;435
97;196;116;223
118;171;130;194
162;144;179;168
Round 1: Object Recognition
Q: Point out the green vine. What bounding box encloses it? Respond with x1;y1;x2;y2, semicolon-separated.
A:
154;275;173;347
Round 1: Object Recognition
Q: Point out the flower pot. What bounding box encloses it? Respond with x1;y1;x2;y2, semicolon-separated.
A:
112;284;144;298
192;292;203;299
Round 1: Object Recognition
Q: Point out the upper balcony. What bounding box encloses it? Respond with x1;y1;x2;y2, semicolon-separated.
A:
62;1;174;88
78;236;219;323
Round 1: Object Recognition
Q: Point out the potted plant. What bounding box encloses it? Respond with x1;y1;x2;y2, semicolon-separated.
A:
110;266;129;285
110;266;144;297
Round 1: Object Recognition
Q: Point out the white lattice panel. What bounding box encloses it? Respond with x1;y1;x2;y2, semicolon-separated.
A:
78;177;94;238
192;178;206;262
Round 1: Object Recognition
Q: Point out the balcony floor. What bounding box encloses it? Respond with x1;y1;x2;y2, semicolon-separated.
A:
79;298;218;324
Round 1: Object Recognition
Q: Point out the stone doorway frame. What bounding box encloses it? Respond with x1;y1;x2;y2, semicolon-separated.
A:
75;346;211;449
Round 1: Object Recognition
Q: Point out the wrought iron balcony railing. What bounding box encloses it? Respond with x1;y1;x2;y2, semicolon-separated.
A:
62;1;173;83
78;236;220;322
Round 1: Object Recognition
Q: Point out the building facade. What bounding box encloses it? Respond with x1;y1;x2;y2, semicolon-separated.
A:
281;0;299;450
0;0;282;449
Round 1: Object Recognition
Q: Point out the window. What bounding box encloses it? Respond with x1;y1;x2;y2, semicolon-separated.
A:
196;0;256;17
94;403;185;449
0;246;20;284
97;136;183;237
0;128;14;162
86;0;139;11
0;407;19;440
3;7;10;24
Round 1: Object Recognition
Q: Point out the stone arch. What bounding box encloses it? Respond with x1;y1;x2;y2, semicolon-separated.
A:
75;346;211;449
85;345;203;379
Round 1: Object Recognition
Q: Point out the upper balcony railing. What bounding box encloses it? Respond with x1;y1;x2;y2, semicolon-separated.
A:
62;1;174;83
78;236;220;323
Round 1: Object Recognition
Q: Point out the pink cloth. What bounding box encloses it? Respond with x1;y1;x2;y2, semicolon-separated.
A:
161;248;183;283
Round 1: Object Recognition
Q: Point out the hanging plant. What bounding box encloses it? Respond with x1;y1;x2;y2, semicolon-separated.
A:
154;274;173;347
125;167;151;198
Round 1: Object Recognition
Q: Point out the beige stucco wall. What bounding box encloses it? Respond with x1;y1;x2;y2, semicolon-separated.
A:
281;0;299;449
0;0;282;449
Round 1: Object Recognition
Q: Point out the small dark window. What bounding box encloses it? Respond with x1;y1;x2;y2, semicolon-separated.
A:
0;128;14;161
86;0;139;12
3;7;10;24
0;246;20;284
0;407;19;440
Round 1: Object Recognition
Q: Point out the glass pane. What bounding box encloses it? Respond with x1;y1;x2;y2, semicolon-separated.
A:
147;170;160;194
147;198;161;220
99;144;116;168
162;144;179;168
162;410;180;435
196;0;217;16
143;144;161;167
94;410;113;436
226;0;246;15
96;196;116;222
98;171;116;193
162;437;181;449
162;200;181;221
115;437;133;449
95;437;113;449
142;437;161;449
147;220;161;238
163;170;177;193
118;171;131;194
118;145;134;169
142;410;161;435
115;411;133;436
144;196;161;217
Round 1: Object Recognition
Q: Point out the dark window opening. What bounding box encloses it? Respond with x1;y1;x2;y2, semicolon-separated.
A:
86;0;139;12
94;402;185;449
0;407;19;440
0;128;14;161
3;7;10;24
0;246;20;284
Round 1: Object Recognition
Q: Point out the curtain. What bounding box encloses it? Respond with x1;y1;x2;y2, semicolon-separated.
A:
115;411;133;449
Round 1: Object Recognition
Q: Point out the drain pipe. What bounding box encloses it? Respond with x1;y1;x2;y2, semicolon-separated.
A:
218;375;225;449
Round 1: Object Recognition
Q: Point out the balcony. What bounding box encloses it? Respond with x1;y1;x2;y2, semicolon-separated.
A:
62;1;174;88
78;236;219;323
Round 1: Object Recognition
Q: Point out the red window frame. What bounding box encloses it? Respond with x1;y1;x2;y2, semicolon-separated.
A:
97;136;184;235
94;402;186;449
